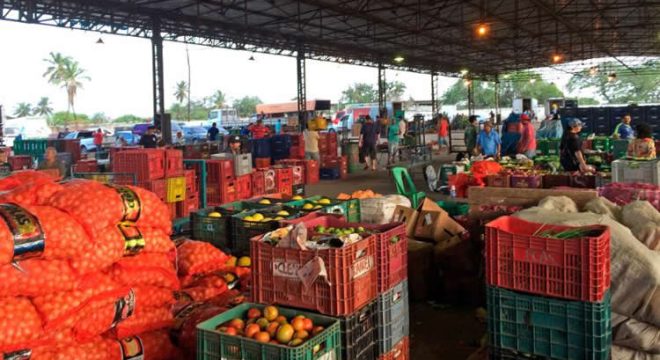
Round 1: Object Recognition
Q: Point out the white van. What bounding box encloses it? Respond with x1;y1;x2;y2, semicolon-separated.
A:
3;117;52;147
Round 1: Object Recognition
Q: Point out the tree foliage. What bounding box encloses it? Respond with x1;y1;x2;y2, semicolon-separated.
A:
14;103;32;117
567;60;660;104
43;52;90;122
51;111;90;125
91;112;110;123
232;96;262;117
339;81;407;104
211;90;226;109
113;114;146;123
174;81;188;104
33;97;53;117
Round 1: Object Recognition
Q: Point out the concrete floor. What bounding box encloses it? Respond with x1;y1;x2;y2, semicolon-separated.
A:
305;154;485;360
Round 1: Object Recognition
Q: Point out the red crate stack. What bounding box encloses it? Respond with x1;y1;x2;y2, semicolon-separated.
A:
252;170;266;197
305;160;319;184
206;159;236;206
61;139;82;163
275;159;305;185
273;166;293;196
289;134;305;159
165;148;184;176
112;149;165;182
255;157;271;169
319;131;338;157
379;337;409;360
321;156;340;168
256;168;276;194
176;192;198;218
184;169;197;193
8;155;32;171
72;159;98;173
207;159;234;182
340;156;348;179
236;174;253;200
137;178;167;202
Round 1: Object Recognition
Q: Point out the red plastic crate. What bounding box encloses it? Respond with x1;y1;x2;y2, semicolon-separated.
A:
207;178;237;206
379;337;409;360
207;159;234;183
8;155;32;171
138;178;167;202
251;217;377;316
112;149;165;182
542;174;571;188
165;148;184;176
72;159;98;173
486;174;510;187
291;165;304;185
177;193;198;218
305;160;319;184
290;133;304;146
340;156;348;180
273;166;293;186
321;156;340;168
510;174;543;188
289;145;305;159
363;223;408;293
167;202;177;220
184;169;197;193
260;168;276;193
485;216;610;302
255;158;271;169
252;170;266;196
236;174;253;200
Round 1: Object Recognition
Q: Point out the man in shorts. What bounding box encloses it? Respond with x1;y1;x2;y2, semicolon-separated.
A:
359;115;380;171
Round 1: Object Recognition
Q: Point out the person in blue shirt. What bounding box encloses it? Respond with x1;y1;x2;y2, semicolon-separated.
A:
274;119;282;134
207;122;220;141
477;121;501;159
613;114;634;139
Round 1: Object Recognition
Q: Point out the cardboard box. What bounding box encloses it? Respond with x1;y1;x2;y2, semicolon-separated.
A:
391;205;418;238
413;198;466;243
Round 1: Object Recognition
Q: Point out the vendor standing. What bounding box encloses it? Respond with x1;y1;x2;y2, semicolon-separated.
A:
387;117;401;166
228;135;243;155
517;114;537;158
464;115;478;156
303;128;320;161
250;119;270;139
476;121;501;159
612;114;634;140
207;123;220;141
139;126;159;148
560;119;595;173
38;147;66;177
93;128;104;150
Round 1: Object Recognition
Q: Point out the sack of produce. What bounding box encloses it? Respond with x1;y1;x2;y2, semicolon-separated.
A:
0;259;79;297
112;306;174;339
0;297;44;353
110;252;179;290
0;180;63;206
176;240;230;278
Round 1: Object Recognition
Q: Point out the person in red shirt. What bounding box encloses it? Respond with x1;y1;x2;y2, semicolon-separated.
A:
517;114;537;158
437;116;449;151
93;128;104;150
249;119;270;139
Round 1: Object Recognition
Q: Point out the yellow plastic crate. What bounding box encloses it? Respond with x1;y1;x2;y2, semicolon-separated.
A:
166;176;186;202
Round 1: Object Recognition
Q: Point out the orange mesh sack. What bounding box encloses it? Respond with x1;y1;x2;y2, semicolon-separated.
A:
32;273;129;331
71;226;175;275
171;302;227;356
176;240;230;277
0;170;57;192
29;337;116;360
47;180;171;236
72;288;137;341
110;252;179;290
0;204;92;265
0;180;63;206
0;297;44;353
0;259;78;297
112;306;174;339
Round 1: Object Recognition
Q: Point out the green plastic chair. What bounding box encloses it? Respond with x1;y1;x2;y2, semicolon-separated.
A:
391;167;426;208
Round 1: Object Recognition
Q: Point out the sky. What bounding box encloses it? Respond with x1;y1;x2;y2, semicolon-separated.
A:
0;20;459;118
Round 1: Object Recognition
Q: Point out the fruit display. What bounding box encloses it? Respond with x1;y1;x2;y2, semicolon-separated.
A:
197;303;341;360
336;189;382;199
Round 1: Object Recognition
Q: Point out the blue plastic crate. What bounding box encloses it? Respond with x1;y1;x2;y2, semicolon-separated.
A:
320;167;341;180
250;138;272;158
487;286;611;360
376;280;409;356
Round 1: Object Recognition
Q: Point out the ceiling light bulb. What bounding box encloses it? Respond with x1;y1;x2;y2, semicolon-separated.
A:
393;56;405;63
460;69;469;75
476;24;489;37
552;54;562;63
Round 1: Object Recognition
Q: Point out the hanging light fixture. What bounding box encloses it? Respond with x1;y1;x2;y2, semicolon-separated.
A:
475;23;490;37
551;53;563;63
248;55;255;61
460;69;469;75
393;55;405;63
96;37;104;44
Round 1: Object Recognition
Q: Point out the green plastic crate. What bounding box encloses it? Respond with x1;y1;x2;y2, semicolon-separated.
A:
197;303;342;360
439;164;465;186
436;200;469;217
191;208;229;250
537;139;560;156
344;199;360;223
13;138;48;157
591;137;611;152
611;139;631;159
487;287;611;360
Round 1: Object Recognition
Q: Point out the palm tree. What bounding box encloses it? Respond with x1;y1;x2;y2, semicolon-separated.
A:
33;97;53;117
174;81;188;104
212;90;226;109
43;52;90;123
14;103;32;117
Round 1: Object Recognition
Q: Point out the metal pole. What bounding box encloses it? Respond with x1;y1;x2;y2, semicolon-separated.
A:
431;72;438;117
151;19;170;144
494;76;501;124
296;47;307;130
467;79;475;116
378;64;386;115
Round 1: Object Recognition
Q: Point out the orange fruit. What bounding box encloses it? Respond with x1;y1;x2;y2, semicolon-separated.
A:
229;318;245;331
288;338;304;347
302;318;313;332
256;317;270;330
276;324;295;344
291;317;305;332
224;326;238;336
294;330;309;340
312;326;325;336
267;322;280;337
245;323;260;338
263;305;279;321
247;308;262;320
254;331;270;343
275;315;287;325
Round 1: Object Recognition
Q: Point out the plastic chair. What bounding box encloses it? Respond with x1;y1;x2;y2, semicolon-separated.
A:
391;166;426;208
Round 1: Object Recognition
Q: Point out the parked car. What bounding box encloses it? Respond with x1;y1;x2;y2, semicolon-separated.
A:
64;131;96;152
132;122;183;142
114;131;139;146
182;126;209;142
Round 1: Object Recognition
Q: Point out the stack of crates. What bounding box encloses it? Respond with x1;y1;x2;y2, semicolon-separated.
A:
536;138;560;156
485;216;612;359
275;159;306;196
289;133;305;159
272;165;293;197
205;159;237;206
319;131;340;179
250;138;272;166
271;134;292;162
112;148;193;220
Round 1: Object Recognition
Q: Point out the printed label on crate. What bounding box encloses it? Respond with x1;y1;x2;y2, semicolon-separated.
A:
106;184;142;223
273;259;301;278
119;334;144;360
117;223;146;255
112;289;136;327
513;247;561;266
351;255;374;280
0;203;45;261
3;350;31;360
297;256;329;289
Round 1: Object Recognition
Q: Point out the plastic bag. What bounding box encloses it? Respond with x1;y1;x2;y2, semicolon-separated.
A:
176;240;230;277
469;161;502;183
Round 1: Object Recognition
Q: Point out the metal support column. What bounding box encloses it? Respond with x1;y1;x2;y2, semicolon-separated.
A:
494;76;501;124
431;72;439;116
378;64;386;116
151;19;170;144
467;79;475;116
296;48;307;130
